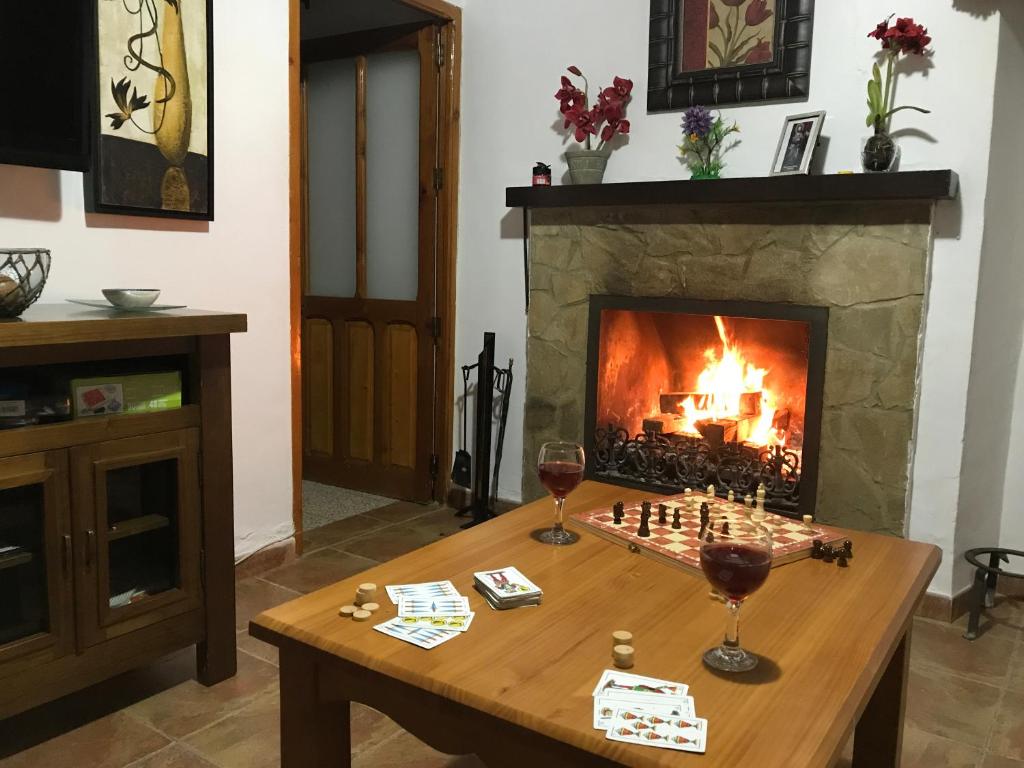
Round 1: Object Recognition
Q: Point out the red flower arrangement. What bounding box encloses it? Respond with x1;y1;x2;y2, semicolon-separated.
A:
865;14;932;134
555;66;633;150
868;15;932;55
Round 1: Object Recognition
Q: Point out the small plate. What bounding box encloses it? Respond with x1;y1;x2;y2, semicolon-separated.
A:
67;299;187;312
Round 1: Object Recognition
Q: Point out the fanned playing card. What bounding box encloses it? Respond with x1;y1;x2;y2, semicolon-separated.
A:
592;696;695;730
591;670;689;703
394;613;476;633
384;580;460;605
397;596;471;617
373;617;459;649
605;709;707;753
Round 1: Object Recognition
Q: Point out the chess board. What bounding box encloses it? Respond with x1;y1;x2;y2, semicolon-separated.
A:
571;494;847;577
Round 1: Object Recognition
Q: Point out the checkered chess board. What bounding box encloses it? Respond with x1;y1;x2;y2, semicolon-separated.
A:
571;494;846;576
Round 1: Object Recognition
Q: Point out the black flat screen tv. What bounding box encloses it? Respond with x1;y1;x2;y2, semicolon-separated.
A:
0;0;89;170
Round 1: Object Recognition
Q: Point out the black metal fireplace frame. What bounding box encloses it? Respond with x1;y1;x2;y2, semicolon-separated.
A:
583;295;829;519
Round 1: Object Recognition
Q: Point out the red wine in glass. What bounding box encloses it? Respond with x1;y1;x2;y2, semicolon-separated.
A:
699;521;772;672
535;442;584;545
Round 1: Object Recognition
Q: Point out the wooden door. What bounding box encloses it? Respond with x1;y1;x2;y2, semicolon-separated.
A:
0;450;74;676
71;429;202;648
301;26;441;502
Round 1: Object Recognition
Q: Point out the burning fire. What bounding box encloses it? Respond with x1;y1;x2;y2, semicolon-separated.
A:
677;316;786;447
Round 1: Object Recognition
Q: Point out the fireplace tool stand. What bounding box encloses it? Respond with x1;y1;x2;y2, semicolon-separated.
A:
454;332;514;529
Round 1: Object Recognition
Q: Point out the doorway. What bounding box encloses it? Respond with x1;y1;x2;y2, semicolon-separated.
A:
290;0;460;545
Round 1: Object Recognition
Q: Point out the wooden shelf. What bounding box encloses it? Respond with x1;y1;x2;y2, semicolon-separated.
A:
108;514;170;542
506;170;959;209
0;548;33;571
0;406;201;459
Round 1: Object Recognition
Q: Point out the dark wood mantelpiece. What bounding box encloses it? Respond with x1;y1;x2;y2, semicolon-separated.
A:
506;170;958;209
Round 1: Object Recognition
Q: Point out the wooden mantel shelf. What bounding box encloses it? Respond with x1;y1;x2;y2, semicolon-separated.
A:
0;305;247;348
506;170;958;209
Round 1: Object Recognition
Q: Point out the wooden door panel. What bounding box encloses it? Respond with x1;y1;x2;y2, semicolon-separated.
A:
304;318;334;456
346;320;375;462
384;323;418;469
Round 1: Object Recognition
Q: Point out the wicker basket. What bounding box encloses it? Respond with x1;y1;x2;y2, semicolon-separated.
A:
0;249;50;318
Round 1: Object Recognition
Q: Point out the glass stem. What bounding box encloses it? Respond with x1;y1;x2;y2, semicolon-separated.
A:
723;599;742;649
553;496;566;534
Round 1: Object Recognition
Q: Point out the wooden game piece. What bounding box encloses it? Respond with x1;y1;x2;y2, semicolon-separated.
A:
706;484;716;499
721;521;730;536
837;554;849;568
756;484;766;507
637;504;652;538
842;540;853;559
361;602;380;613
356;583;377;605
672;509;681;530
811;540;824;560
612;630;633;648
339;605;359;617
657;504;668;526
822;545;834;564
613;501;624;525
744;495;753;508
802;514;814;534
352;609;372;622
612;644;635;669
727;490;735;504
684;488;692;496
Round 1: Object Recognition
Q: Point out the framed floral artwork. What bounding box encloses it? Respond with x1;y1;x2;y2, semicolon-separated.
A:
648;0;815;112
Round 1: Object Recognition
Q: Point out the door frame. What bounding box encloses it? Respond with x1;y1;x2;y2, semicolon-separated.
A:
289;0;462;551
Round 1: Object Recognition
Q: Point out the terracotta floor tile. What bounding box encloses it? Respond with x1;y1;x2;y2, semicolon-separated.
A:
1008;641;1024;689
0;712;169;768
235;578;302;632
125;743;219;767
990;690;1024;761
183;689;280;768
351;704;402;755
352;728;485;768
365;500;441;524
237;629;278;666
911;617;1017;686
900;726;985;768
302;513;390;552
905;667;1003;747
127;652;279;740
341;510;466;563
981;754;1024;768
261;548;379;594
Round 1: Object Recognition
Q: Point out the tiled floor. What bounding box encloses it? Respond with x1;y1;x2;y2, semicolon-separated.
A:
1;499;1022;767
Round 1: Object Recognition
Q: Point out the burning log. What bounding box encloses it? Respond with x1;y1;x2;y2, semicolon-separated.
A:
659;391;762;418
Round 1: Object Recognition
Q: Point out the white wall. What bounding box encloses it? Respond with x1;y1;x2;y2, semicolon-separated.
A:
456;0;1001;596
0;0;293;560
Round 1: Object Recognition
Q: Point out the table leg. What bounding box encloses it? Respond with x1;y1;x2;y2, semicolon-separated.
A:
852;630;910;767
280;646;351;768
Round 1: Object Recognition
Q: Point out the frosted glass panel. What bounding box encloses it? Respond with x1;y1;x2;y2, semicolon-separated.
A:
306;59;357;298
366;51;420;302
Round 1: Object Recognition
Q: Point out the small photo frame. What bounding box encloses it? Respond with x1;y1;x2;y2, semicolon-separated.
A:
771;111;826;176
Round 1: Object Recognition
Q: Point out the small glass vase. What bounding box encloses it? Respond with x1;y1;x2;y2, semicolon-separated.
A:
861;131;900;173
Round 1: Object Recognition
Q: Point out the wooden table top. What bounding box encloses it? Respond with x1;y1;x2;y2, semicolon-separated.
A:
0;304;247;347
251;481;940;768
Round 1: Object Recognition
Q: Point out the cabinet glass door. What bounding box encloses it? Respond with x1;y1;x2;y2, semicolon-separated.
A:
73;429;201;647
0;451;72;667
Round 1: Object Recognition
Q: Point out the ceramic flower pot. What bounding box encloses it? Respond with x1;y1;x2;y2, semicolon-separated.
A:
565;147;611;185
862;131;899;173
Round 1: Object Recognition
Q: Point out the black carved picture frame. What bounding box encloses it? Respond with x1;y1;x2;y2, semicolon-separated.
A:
648;0;814;112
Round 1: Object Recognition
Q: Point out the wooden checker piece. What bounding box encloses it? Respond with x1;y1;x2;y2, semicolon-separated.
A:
571;493;846;576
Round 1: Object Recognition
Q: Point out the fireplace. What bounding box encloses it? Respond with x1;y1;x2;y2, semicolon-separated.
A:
583;296;827;518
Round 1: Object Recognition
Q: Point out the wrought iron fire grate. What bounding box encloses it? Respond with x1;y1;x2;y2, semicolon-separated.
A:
592;424;801;515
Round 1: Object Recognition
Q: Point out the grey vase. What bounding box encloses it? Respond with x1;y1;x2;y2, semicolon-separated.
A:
565;147;611;185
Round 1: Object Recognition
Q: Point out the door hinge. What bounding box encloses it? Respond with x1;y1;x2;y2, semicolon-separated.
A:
430;316;442;343
433;167;444;192
435;31;445;69
429;453;440;480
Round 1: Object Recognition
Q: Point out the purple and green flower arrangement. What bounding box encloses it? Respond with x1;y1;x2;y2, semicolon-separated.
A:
678;106;740;180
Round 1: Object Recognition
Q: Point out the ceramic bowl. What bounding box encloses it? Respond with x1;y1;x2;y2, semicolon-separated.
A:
102;289;161;309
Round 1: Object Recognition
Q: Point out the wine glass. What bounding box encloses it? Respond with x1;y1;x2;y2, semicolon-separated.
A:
699;520;772;672
535;441;585;545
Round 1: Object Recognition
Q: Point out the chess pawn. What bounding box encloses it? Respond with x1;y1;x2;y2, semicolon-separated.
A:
684;488;693;496
802;514;814;534
727;490;735;504
706;484;716;499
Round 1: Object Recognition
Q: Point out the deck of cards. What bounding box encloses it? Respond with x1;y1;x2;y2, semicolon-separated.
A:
374;580;474;650
592;670;707;754
473;566;542;610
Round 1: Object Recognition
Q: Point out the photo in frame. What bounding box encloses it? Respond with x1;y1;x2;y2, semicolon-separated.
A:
648;0;815;112
770;111;825;176
85;0;214;220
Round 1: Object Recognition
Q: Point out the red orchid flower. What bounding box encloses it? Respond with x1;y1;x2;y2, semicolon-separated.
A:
867;16;891;40
555;76;585;114
745;39;772;64
567;65;582;76
745;0;773;27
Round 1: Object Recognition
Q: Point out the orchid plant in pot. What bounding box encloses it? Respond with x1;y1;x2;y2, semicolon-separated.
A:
555;66;633;184
863;15;932;172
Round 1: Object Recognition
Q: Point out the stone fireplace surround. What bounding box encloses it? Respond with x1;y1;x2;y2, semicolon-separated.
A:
522;201;932;536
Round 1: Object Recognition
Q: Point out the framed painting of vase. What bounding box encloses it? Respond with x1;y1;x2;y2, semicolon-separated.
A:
648;0;814;112
85;0;214;220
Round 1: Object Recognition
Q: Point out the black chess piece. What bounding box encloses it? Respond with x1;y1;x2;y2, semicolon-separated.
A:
658;503;668;526
842;540;853;559
700;502;710;522
612;501;624;526
822;545;834;564
811;540;824;560
637;506;652;538
721;521;730;536
837;554;849;568
672;509;682;530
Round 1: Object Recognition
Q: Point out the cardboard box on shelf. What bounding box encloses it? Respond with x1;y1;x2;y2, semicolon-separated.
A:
71;372;182;417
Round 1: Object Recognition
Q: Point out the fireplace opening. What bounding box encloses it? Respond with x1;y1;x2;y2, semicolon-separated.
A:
584;296;828;518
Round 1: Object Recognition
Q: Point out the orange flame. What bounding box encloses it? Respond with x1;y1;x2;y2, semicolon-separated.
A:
677;316;785;447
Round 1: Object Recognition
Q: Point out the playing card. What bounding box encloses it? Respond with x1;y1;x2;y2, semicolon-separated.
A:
592;696;695;730
394;612;476;633
591;670;689;702
385;580;460;605
372;617;460;649
397;596;471;617
473;566;542;598
605;709;707;753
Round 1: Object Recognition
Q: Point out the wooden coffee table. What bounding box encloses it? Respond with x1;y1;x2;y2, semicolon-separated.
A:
250;481;939;767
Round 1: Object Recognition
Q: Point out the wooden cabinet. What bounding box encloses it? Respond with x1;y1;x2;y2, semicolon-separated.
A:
0;306;246;719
